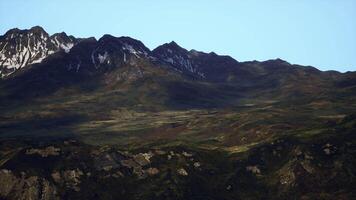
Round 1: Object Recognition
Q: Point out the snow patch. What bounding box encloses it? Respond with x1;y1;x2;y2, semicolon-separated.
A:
91;51;96;66
164;58;174;64
122;43;148;58
76;63;81;72
60;43;74;53
98;52;109;64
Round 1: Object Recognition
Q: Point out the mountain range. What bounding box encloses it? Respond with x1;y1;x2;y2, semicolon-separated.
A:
0;26;355;200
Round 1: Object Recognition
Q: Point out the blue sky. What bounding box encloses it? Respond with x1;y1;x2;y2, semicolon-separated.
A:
1;0;355;72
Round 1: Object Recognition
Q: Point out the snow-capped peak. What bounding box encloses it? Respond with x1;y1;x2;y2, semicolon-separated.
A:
0;26;77;77
152;41;204;77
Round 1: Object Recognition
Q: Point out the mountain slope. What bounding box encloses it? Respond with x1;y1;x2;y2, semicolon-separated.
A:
0;26;355;145
0;26;355;200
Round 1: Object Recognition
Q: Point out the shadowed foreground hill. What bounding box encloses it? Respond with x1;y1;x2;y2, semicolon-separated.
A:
0;115;355;199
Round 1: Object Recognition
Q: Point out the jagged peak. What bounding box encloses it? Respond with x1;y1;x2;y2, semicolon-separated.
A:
2;26;49;39
153;41;188;55
50;32;77;44
164;41;183;49
4;28;21;35
96;35;150;55
168;41;179;47
263;58;291;65
99;34;116;41
208;51;218;56
51;32;69;38
29;25;46;33
98;35;144;45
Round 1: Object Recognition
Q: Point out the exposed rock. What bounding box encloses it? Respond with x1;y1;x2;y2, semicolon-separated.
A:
133;152;152;166
280;171;295;186
304;154;313;160
51;171;61;183
0;169;16;197
246;165;261;174
0;26;77;77
112;171;124;178
182;151;193;157
25;146;60;157
52;169;83;192
142;152;154;161
120;156;151;178
63;140;77;145
177;168;188;176
278;162;296;186
103;165;113;171
323;143;337;155
154;150;166;155
324;148;331;155
146;167;159;176
193;162;201;168
133;167;146;179
62;169;83;191
300;160;314;174
293;147;303;156
121;159;140;169
325;143;332;147
0;169;59;200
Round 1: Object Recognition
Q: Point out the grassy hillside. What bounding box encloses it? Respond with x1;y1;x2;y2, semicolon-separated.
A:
0;115;355;199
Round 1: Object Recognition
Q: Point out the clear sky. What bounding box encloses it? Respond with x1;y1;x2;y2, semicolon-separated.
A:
1;0;355;72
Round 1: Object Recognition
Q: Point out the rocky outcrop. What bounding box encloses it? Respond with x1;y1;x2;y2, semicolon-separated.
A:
51;169;83;192
0;169;58;200
177;168;188;176
25;146;60;157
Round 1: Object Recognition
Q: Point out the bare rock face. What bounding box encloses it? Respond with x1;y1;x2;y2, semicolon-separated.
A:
246;165;261;175
0;169;16;197
323;143;337;155
91;149;158;179
0;26;76;77
182;151;193;157
25;146;60;157
91;35;150;70
133;152;153;166
0;169;59;200
193;162;201;168
51;169;84;192
120;152;155;179
146;167;159;176
277;160;296;187
177;168;188;176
